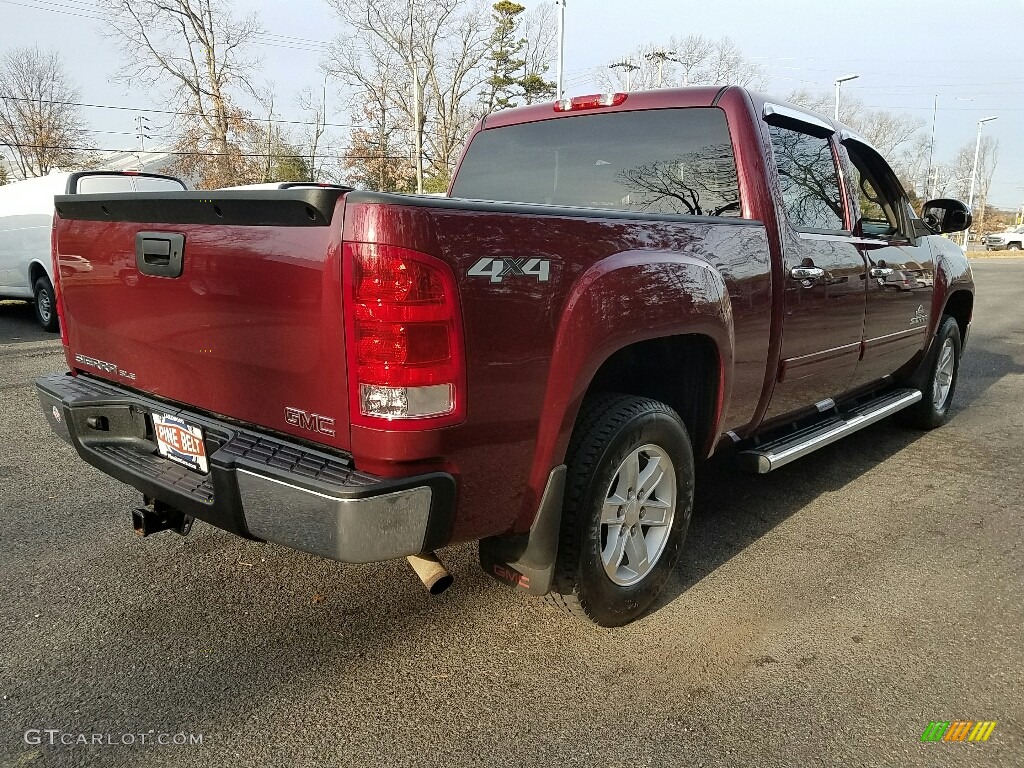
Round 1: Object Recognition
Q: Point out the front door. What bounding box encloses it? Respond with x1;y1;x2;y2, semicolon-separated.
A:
762;117;867;419
842;138;935;387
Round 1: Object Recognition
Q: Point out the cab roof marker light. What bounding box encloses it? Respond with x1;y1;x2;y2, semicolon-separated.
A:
553;93;628;112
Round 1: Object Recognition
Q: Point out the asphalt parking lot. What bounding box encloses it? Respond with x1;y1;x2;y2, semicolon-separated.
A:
1;260;1022;767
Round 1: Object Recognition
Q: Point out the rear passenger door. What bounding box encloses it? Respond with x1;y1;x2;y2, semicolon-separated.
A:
762;108;867;419
840;137;934;388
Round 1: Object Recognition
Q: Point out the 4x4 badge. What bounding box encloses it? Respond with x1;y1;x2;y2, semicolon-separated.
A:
910;305;927;326
468;257;550;284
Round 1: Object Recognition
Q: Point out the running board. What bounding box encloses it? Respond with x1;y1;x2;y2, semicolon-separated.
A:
738;388;923;474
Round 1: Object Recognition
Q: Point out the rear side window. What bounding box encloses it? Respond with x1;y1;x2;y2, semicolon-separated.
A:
767;125;845;232
451;108;742;218
74;175;185;193
75;175;136;194
133;176;186;192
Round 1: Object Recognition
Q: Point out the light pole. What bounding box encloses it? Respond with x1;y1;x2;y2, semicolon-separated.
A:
555;0;566;100
964;115;998;249
834;74;858;121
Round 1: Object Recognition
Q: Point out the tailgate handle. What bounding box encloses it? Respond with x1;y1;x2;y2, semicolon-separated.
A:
136;232;185;278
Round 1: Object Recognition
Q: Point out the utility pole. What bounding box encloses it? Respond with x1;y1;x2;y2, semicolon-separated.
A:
925;94;937;199
645;50;677;88
555;0;566;100
965;115;998;249
264;99;274;182
311;77;326;183
609;59;640;91
135;115;151;152
408;0;423;194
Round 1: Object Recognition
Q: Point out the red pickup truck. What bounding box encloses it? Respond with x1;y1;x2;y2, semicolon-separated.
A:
37;87;974;626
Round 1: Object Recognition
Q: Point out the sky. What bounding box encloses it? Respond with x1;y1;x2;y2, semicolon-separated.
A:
1;0;1022;210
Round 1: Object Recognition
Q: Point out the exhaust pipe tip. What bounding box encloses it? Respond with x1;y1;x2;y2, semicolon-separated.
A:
406;552;453;595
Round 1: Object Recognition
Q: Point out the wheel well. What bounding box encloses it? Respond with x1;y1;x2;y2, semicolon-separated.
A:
943;290;973;341
28;261;49;287
584;335;720;455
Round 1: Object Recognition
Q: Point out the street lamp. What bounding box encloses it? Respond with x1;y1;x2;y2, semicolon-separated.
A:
964;115;998;249
834;74;859;121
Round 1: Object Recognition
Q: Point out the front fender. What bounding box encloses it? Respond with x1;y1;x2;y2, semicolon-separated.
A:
928;236;974;337
520;250;734;529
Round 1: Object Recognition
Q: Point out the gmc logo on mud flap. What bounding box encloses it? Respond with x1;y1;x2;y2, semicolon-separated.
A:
284;407;336;437
492;564;530;590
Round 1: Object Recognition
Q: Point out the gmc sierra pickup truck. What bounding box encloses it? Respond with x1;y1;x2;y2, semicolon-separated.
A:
37;86;975;626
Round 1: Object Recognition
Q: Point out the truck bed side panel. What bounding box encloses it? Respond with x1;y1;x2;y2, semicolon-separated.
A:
343;197;772;540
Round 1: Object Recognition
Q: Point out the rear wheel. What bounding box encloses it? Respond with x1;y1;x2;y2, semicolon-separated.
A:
545;394;694;626
904;315;961;429
33;276;58;332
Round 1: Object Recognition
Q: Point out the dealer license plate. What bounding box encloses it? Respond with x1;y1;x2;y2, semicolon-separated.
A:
152;413;209;474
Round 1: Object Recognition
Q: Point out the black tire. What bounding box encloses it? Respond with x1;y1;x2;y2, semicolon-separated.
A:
1009;243;1021;251
903;315;961;430
32;276;59;332
544;394;695;626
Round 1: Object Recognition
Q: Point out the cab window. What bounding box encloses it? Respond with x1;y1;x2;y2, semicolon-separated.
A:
767;124;846;233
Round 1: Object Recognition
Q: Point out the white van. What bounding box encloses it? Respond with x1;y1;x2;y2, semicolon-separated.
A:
0;170;187;330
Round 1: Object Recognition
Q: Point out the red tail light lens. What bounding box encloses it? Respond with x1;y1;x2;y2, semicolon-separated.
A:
344;243;465;427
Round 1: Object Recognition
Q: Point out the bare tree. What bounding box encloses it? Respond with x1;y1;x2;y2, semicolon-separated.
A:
296;85;330;182
520;2;557;102
949;135;998;228
0;46;90;178
98;0;265;187
326;0;493;190
596;35;767;92
786;90;923;158
672;35;714;87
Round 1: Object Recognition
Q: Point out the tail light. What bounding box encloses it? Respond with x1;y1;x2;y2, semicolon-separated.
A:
343;243;465;428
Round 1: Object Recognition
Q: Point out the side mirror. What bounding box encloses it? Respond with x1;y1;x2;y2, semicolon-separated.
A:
921;198;972;234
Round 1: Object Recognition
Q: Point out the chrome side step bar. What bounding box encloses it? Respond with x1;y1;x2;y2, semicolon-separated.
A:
738;388;922;474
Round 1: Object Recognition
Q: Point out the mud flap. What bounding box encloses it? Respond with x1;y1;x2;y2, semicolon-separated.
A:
478;465;565;596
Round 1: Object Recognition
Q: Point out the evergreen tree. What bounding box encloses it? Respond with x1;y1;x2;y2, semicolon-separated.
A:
483;1;528;113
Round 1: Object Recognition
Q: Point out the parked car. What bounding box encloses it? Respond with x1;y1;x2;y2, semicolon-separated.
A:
37;87;974;626
984;226;1024;251
0;170;187;330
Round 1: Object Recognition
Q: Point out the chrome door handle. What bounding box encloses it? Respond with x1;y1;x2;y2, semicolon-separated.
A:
870;267;894;277
790;266;824;280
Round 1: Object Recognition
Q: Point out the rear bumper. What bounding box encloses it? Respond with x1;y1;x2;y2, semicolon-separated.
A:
36;373;455;563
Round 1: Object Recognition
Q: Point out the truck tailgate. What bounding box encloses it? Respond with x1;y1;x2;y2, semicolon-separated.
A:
53;189;352;451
